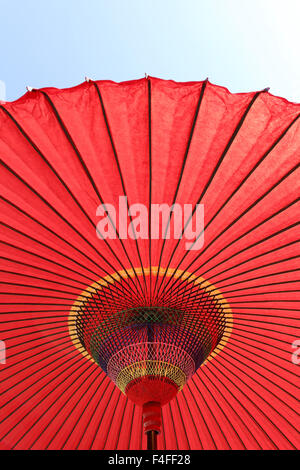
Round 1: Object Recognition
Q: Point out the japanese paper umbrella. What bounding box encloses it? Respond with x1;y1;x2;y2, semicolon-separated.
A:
0;77;299;451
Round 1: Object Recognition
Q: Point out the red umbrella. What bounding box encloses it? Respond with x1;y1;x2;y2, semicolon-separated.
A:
0;76;299;450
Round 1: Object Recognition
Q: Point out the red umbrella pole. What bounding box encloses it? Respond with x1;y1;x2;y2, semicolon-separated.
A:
143;402;162;450
147;431;158;451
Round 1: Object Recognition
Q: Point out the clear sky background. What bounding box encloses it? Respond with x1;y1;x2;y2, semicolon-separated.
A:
0;0;299;102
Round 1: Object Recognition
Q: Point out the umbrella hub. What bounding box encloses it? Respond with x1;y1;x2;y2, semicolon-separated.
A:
107;340;195;404
72;272;232;439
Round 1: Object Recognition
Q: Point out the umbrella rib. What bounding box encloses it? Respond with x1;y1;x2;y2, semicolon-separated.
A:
0;331;81;368
1;201;136;297
0;107;143;301
198;222;300;276
174;396;191;450
165;287;300;317
165;282;300;310
2;307;298;320
36;90;141;294
189;376;247;449
206;357;298;449
160;406;167;450
1;324;83;349
223;290;300;300
0;267;141;320
217;335;299;401
157;112;300;299
0;348;87;408
219;342;300;403
0;337;83;389
1;282;139;310
161;262;299;306
1;81;299;451
1;231;140;304
1;270;86;291
180;388;204;450
152;79;208;301
31;368;100;450
0;273;147;317
155;90;265;300
89;386;120;450
3;296;298;327
5;302;298;328
148;79;152;302
1;281;91;297
185;226;300;288
129;404;137;450
200;255;299;285
5;324;296;448
219;332;292;363
170;193;299;302
111;396;129;450
0;170;142;302
193;199;299;282
227;333;296;367
0;258;91;286
199;366;279;449
10;360;96;449
101;392;124;450
223;322;298;345
161;198;299;302
0;252;106;288
161;278;298;310
222;325;297;356
217;268;299;290
53;373;106;450
102;397;130;451
229;303;300;309
0;350;91;428
201;228;299;278
161;243;299;306
0;312;70;319
92;81;148;303
168;402;179;450
188;113;300;260
30;91;144;301
159;162;300;301
3;308;298;354
193;371;263;450
1;322;298;446
157;277;300;309
75;378;112;450
201;112;300;238
221;279;300;295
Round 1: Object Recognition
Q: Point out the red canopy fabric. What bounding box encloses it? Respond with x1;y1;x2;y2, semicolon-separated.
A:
0;77;299;450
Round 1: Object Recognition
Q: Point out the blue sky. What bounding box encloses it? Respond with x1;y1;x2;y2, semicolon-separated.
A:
0;0;299;102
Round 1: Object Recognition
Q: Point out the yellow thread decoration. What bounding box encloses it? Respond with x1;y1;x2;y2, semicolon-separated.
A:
116;360;186;394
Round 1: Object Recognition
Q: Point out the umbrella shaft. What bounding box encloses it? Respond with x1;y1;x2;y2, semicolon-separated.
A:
147;430;158;450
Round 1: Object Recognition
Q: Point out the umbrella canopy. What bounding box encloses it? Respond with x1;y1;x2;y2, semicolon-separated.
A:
0;76;299;450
